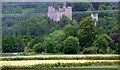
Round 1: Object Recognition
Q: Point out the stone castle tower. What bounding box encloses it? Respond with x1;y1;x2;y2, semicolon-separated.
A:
47;3;72;22
91;13;98;26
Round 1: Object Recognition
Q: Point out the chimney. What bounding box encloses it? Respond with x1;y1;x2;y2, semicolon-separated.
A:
63;3;66;8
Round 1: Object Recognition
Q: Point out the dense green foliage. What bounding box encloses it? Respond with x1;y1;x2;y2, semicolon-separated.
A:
95;37;108;54
59;15;72;24
44;38;59;53
63;36;79;54
27;36;43;49
2;36;25;53
33;43;44;53
2;2;119;54
78;16;96;48
63;25;77;37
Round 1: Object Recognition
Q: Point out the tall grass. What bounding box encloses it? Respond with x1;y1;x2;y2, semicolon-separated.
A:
2;61;119;69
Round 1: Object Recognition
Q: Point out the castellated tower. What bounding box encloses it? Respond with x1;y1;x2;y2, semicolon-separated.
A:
91;13;98;26
47;3;72;22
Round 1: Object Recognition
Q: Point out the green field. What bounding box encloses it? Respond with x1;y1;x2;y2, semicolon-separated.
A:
22;8;34;13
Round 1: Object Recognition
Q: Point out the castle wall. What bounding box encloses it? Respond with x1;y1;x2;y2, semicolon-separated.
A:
47;3;72;22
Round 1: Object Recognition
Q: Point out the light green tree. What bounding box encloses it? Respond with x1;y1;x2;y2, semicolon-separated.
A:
59;15;72;24
49;30;66;42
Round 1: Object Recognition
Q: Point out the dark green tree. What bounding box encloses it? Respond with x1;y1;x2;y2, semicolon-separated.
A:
27;36;43;49
33;43;44;53
63;36;79;54
44;38;59;53
16;35;32;46
63;25;77;37
78;16;96;48
94;37;108;53
2;36;24;53
41;19;49;35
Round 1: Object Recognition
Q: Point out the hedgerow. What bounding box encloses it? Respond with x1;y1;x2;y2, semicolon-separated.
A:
2;56;119;61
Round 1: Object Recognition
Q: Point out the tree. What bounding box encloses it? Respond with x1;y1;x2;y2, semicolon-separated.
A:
72;3;89;11
39;15;48;22
87;3;94;11
106;6;112;10
15;18;45;37
44;37;59;53
2;36;24;53
41;19;49;35
111;24;118;34
27;36;43;49
78;16;96;48
49;30;66;42
63;25;77;37
63;36;79;54
97;18;107;29
48;30;66;52
59;15;72;24
97;16;117;35
111;33;119;43
92;2;101;10
98;5;106;10
16;35;32;46
73;13;90;22
94;37;108;53
99;34;114;49
33;43;44;53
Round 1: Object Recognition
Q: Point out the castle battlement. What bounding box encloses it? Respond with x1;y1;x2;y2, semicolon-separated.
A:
47;3;72;22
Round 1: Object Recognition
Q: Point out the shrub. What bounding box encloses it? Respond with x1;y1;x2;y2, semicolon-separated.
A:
44;38;60;53
63;36;79;54
33;43;44;53
95;37;108;53
27;36;43;49
111;50;117;54
27;49;34;52
83;46;97;54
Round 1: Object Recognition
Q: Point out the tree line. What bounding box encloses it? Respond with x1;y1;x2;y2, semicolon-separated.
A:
2;15;120;54
2;2;119;54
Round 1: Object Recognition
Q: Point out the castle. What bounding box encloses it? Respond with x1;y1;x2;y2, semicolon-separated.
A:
47;3;72;22
91;13;98;26
47;3;98;26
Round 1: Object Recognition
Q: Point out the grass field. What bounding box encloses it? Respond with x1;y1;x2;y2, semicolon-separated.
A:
22;8;34;13
1;60;119;66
